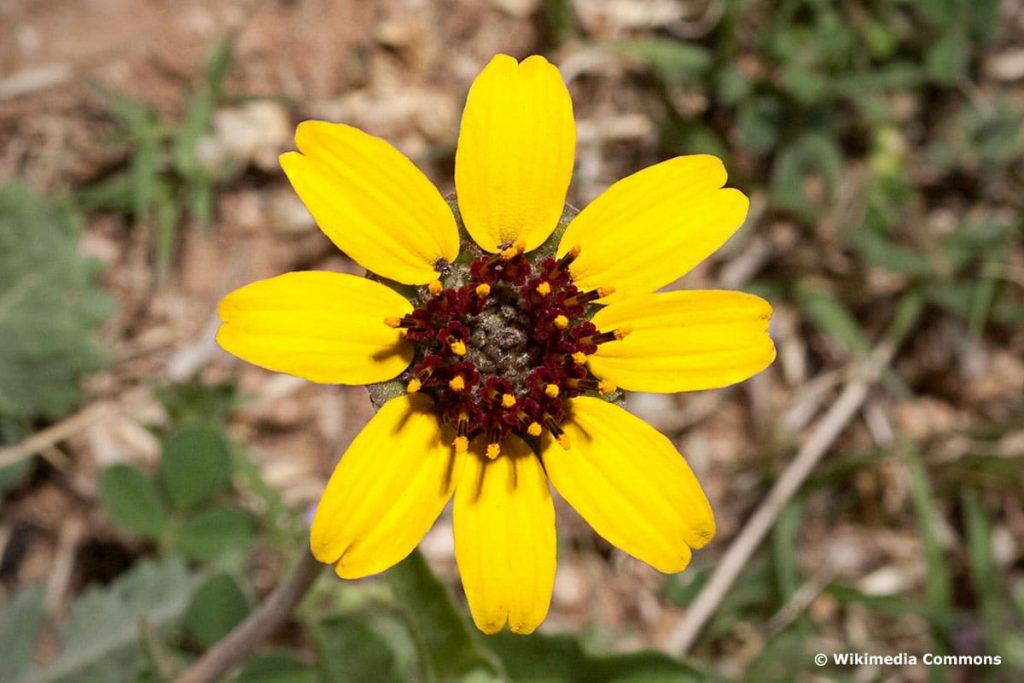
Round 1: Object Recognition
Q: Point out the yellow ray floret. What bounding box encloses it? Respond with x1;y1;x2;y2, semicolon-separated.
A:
217;272;414;385
454;437;555;634
311;395;465;578
281;122;459;285
542;397;715;573
588;290;775;393
557;155;749;301
455;54;575;253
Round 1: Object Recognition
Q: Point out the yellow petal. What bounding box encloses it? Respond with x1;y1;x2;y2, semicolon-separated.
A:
454;436;555;634
455;54;575;253
311;394;463;578
217;271;413;385
541;398;714;573
281;121;459;284
589;290;775;393
558;156;749;301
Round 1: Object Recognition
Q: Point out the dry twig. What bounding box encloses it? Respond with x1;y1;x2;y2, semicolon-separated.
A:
0;403;109;470
173;551;323;683
665;342;898;654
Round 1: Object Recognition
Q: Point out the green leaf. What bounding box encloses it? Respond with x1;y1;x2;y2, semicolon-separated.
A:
0;185;113;420
658;118;728;160
541;0;576;45
830;61;926;96
189;179;216;230
205;35;235;98
942;221;1011;273
0;417;33;497
906;450;954;645
737;96;784;155
613;39;712;85
488;632;710;682
771;133;844;215
827;583;956;632
781;62;828;104
795;286;871;357
156;380;238;426
177;505;254;561
962;489;1004;654
847;229;933;277
926;30;970;83
160;425;234;510
98;464;168;539
312;613;407;683
772;497;804;601
663;568;709;609
714;65;751;106
969;0;1002;43
90;82;157;130
174;92;214;178
184;573;250;648
131;130;161;224
15;557;199;683
917;0;960;25
0;583;46;681
75;172;135;213
387;550;503;682
152;180;181;276
234;655;318;683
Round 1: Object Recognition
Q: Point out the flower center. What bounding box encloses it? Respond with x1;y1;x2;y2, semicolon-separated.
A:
385;242;628;459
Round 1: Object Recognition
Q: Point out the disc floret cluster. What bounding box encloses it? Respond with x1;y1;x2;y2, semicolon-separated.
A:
387;241;626;459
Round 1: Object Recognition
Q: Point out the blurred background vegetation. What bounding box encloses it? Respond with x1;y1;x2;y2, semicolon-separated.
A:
1;0;1022;681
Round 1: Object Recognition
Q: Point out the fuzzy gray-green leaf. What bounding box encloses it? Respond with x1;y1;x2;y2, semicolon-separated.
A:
0;185;113;421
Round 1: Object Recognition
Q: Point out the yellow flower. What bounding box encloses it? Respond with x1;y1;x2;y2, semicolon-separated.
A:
217;54;775;635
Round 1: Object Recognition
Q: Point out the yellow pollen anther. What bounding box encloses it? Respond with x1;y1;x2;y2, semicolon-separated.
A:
544;384;560;398
499;239;526;261
556;434;571;450
598;380;616;394
535;281;552;297
384;317;402;328
453;436;469;454
615;325;632;340
407;378;422;393
553;244;582;274
486;442;501;459
571;351;587;365
450;340;467;356
526;422;542;437
428;280;443;296
449;375;466;391
501;393;517;408
553;314;569;330
597;286;616;299
475;283;491;297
